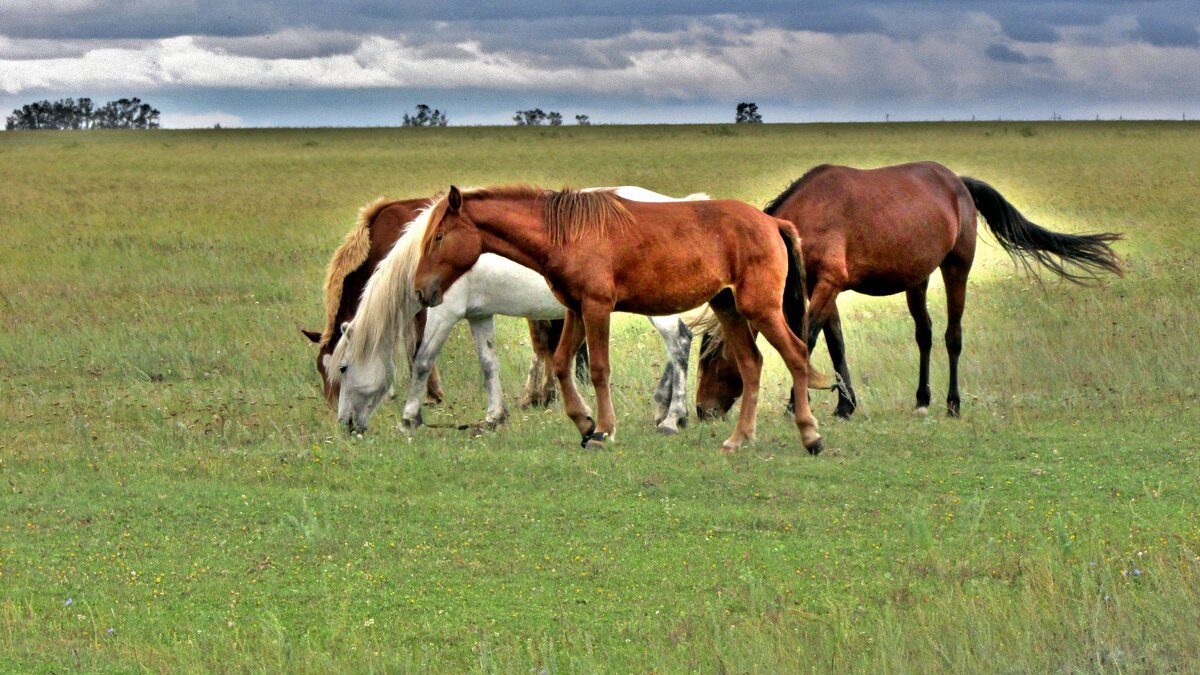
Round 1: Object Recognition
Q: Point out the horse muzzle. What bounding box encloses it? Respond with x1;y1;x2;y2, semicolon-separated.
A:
415;284;443;308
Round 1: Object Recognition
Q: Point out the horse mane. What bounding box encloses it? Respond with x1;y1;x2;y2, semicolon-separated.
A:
318;197;394;348
762;164;832;216
329;198;439;384
419;185;635;251
545;187;635;245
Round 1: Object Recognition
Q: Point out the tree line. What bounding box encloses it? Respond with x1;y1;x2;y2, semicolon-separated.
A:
5;97;161;130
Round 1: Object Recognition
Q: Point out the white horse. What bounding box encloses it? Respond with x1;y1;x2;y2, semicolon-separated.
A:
330;187;708;436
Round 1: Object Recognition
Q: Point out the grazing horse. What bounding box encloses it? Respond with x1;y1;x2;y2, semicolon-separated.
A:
408;185;827;454
300;198;569;409
695;161;1124;419
328;188;705;434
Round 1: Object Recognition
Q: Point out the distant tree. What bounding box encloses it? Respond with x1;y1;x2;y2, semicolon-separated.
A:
735;102;762;124
95;98;160;129
76;98;94;129
7;96;158;130
514;108;564;126
514;109;549;125
402;104;448;127
575;114;591;125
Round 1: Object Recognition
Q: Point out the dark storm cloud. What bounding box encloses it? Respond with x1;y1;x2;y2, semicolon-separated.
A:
1;1;1191;44
1135;15;1200;47
985;43;1052;64
194;31;364;60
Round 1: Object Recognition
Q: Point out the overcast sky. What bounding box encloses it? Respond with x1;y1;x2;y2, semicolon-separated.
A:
1;1;1197;127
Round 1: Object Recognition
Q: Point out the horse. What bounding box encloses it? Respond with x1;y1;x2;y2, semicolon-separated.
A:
328;187;707;435
695;161;1124;420
300;197;572;411
406;185;828;454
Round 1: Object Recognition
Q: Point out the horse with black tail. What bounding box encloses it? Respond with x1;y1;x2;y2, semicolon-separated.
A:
696;161;1124;420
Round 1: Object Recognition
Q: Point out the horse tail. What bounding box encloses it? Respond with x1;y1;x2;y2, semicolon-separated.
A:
776;220;829;389
575;342;591;385
961;177;1124;283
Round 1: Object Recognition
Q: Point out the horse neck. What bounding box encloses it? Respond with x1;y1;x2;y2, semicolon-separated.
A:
467;198;551;273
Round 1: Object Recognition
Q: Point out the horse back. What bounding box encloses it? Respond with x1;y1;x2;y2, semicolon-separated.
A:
775;162;971;294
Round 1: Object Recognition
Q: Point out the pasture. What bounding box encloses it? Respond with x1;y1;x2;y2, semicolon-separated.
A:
1;122;1198;672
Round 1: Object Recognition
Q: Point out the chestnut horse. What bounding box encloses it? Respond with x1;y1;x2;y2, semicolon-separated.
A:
696;161;1124;419
301;197;571;409
410;185;827;454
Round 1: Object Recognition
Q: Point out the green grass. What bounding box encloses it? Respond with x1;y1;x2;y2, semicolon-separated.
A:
1;122;1199;672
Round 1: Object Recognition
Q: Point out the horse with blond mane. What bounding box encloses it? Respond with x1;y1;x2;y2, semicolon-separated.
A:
328;187;706;434
408;185;828;454
301;197;575;410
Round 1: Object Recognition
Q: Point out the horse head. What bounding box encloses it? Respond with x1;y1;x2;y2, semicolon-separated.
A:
329;321;393;432
414;186;483;308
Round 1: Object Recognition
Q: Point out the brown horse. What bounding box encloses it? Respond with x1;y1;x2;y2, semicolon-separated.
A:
409;185;827;454
301;197;567;409
696;161;1124;419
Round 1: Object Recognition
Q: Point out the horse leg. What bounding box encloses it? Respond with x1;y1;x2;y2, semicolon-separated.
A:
649;316;692;435
580;303;617;449
941;259;970;417
468;316;508;428
709;301;762;453
400;307;459;433
751;311;823;454
652;363;675;426
787;278;838;417
552;310;594;440
906;279;934;414
823;307;858;419
412;309;445;404
541;319;564;404
521;320;555;408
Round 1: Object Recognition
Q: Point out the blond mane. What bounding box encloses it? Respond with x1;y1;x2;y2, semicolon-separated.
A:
318;197;394;348
545;187;635;245
329;198;439;384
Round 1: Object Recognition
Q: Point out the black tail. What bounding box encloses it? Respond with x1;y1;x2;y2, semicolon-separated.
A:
545;318;590;385
961;177;1124;283
575;341;591;385
776;222;809;342
777;222;828;389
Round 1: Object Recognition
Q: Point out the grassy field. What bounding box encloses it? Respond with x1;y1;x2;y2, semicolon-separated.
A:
1;122;1198;672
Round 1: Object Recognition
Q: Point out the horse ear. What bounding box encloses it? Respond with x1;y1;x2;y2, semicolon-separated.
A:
448;185;462;212
301;328;321;343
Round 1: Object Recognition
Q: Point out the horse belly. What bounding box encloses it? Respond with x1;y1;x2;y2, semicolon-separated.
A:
614;282;720;315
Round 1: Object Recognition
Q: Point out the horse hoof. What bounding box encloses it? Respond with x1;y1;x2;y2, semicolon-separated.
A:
914;406;929;416
582;430;609;451
835;408;854;421
656;422;679;436
806;438;824;456
720;441;739;454
947;402;961;418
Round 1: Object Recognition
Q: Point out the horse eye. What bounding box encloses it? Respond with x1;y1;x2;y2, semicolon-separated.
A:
339;365;347;374
435;232;444;243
